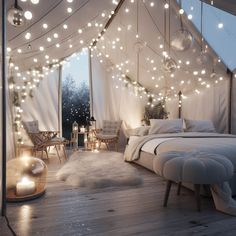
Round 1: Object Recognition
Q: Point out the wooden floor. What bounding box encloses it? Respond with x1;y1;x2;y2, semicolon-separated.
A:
2;149;236;236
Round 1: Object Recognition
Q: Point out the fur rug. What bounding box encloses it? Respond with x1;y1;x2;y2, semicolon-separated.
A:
56;151;142;188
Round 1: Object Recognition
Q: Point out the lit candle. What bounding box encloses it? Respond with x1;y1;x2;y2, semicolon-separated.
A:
16;177;36;196
80;127;85;133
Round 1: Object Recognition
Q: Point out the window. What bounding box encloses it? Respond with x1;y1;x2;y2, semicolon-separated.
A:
61;49;90;139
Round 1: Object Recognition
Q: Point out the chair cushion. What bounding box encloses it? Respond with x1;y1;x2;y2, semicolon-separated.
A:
96;134;117;140
102;120;122;135
153;151;233;185
51;137;66;142
23;120;39;133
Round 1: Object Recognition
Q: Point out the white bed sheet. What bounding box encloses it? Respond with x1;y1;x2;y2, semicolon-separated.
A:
128;136;177;155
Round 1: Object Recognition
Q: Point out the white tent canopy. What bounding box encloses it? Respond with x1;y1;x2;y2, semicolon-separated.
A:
1;0;236;152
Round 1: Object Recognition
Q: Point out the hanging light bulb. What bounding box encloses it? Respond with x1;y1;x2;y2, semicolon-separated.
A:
171;0;193;51
196;50;211;65
196;2;211;65
7;0;24;27
163;57;177;73
171;29;193;51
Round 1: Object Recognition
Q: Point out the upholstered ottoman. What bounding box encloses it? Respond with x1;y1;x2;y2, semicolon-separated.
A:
153;151;234;211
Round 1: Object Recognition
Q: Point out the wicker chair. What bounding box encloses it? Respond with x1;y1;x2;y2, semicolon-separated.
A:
23;120;67;162
95;120;122;151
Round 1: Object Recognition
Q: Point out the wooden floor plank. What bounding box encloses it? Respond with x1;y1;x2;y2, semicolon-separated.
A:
3;150;236;235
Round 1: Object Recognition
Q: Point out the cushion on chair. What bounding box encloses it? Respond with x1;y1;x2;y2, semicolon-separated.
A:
51;137;66;142
102;120;122;135
96;134;117;140
153;151;233;185
23;120;40;133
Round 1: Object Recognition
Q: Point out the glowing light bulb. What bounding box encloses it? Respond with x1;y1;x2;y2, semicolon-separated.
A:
25;32;31;40
164;3;169;9
67;7;72;13
24;11;32;20
63;24;68;29
179;9;184;15
218;23;223;29
31;0;39;4
42;23;48;29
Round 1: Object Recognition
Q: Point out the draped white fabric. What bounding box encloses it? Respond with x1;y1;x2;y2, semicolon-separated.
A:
166;80;229;133
181;81;229;133
92;57;146;144
21;69;60;132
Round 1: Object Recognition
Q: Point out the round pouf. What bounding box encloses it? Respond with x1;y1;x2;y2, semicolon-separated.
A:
153;151;234;211
154;151;233;184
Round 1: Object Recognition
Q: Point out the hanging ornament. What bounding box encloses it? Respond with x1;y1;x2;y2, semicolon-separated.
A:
171;0;193;51
7;0;24;27
171;29;193;51
163;57;177;73
162;2;177;73
196;2;211;65
196;50;211;65
134;41;145;53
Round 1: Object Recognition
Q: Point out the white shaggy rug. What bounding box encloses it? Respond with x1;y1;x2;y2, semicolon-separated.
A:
56;151;142;188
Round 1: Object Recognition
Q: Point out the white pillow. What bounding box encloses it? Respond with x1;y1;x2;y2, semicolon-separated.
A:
149;119;183;135
184;119;216;133
126;126;150;137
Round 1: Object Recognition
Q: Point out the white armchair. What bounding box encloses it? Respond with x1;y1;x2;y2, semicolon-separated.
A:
95;120;122;151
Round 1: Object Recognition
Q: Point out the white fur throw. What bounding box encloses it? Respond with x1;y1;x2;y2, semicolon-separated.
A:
56;151;142;188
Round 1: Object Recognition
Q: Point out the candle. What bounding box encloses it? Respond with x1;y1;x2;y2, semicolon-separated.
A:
16;177;36;196
80;127;85;133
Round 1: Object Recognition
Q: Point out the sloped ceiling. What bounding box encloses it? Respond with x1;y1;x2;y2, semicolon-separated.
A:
3;0;230;100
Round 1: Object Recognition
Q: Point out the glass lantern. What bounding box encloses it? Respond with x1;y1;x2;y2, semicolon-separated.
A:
72;121;79;132
71;121;78;149
7;156;48;202
89;116;96;130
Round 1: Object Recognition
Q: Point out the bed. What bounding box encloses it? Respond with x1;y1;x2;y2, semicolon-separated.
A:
124;132;236;195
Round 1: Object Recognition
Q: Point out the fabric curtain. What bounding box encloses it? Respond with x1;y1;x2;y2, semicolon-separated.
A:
92;56;146;145
181;80;229;133
21;69;60;132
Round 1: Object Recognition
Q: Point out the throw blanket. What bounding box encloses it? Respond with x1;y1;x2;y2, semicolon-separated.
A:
124;132;236;216
124;132;236;162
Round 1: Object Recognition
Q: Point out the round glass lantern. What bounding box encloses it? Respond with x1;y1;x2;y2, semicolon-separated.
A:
7;157;47;202
171;29;193;52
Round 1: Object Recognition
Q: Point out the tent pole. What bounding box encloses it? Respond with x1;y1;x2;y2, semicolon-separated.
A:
228;70;233;134
1;0;7;216
88;49;94;117
58;66;62;136
178;91;182;119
